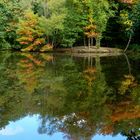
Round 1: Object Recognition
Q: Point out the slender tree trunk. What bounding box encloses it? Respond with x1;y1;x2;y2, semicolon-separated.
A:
43;0;47;17
91;37;93;47
84;35;86;47
96;37;100;49
90;57;93;67
88;55;90;66
124;34;132;53
95;56;102;73
124;53;131;75
88;38;90;49
52;36;54;47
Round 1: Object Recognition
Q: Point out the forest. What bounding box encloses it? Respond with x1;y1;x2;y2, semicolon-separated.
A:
0;0;140;52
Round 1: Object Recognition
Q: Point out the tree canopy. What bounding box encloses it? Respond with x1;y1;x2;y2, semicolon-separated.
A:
0;0;140;50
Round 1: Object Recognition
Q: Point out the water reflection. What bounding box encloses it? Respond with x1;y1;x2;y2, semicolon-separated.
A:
0;52;140;140
0;115;126;140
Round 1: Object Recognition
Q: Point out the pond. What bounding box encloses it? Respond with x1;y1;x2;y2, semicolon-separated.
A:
0;51;140;140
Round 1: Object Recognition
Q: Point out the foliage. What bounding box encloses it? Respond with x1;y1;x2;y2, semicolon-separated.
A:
60;0;87;47
118;74;136;94
16;10;52;52
1;0;140;50
0;51;140;138
39;0;67;47
128;44;140;51
0;0;23;49
93;0;114;47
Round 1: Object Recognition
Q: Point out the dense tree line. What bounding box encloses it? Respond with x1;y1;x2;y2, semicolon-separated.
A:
0;0;140;51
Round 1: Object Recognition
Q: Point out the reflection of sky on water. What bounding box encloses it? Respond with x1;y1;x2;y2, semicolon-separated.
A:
93;135;125;140
0;115;126;140
0;126;24;136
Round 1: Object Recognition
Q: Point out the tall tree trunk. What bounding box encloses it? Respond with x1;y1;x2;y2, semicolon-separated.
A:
52;36;54;47
88;38;90;49
91;37;93;47
43;0;46;17
124;34;132;53
96;37;100;49
124;53;131;75
84;35;86;47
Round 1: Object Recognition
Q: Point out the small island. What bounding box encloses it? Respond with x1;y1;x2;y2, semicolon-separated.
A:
55;46;123;53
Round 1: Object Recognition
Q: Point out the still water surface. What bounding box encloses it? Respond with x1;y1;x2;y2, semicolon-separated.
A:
0;52;140;140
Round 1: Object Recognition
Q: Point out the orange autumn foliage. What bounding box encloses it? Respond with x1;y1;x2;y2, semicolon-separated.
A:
110;105;140;122
100;125;114;135
119;0;133;3
16;10;52;52
84;24;98;38
19;42;29;45
40;53;54;61
21;53;42;66
107;100;140;123
83;67;96;86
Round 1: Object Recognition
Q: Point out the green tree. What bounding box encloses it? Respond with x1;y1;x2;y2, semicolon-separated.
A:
130;0;140;49
38;0;67;47
0;0;23;49
92;0;114;48
60;0;87;47
119;9;133;52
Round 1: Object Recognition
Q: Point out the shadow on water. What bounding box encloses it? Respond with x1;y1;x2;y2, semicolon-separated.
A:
0;51;140;140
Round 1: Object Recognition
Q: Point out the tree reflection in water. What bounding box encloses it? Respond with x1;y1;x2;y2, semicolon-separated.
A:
0;52;140;140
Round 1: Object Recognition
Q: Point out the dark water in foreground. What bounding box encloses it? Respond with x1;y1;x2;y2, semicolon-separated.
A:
0;51;140;140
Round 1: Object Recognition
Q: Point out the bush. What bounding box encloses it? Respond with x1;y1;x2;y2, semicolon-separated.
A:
128;44;140;52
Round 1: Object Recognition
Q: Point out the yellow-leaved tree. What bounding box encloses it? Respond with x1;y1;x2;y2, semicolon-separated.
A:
16;10;52;52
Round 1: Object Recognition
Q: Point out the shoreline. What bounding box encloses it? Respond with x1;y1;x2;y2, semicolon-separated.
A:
0;46;123;55
54;46;123;54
